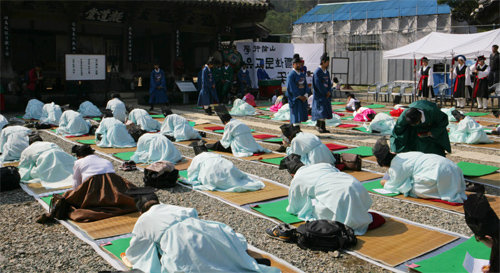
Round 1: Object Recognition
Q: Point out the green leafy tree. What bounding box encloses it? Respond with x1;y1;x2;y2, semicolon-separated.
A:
437;0;478;22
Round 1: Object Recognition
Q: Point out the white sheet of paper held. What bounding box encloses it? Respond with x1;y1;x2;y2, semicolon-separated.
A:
373;188;397;195
463;251;489;273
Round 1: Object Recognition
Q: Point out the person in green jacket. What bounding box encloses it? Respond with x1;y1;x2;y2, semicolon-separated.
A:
213;61;224;104
220;59;233;104
390;100;451;157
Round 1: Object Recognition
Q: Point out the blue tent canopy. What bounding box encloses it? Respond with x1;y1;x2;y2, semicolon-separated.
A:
294;0;450;24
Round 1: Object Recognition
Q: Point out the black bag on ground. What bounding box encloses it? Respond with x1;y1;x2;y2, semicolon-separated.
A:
127;123;146;142
0;166;21;192
143;161;179;188
296;220;357;252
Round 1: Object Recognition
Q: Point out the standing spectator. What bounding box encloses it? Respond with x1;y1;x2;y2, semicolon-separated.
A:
489;45;499;86
197;57;218;115
27;64;43;99
237;63;252;97
149;62;168;111
286;54;311;125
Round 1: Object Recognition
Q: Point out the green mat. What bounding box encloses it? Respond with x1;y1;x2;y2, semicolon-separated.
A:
213;129;224;134
188;121;195;127
41;196;52;205
192;106;203;110
362;180;400;197
353;127;370;133
334;146;373;157
341;116;354;120
150;114;165;118
257;101;273;106
415;237;490;273
464;112;489;117
257;107;270;111
457;161;499;177
16;115;24;119
257;115;272;119
76;139;96;145
179;170;188;179
260;157;284;165
113;151;135;161
331;101;346;105
102;237;132;261
251;199;302;224
365;104;386;109
261;137;283;143
334;108;346;112
92;117;101;121
50;129;57;133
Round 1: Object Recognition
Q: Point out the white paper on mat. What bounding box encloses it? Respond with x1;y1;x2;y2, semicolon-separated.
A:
373;188;397;195
463;251;489;273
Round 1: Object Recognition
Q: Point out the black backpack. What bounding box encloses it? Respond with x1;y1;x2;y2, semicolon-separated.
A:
143;162;179;189
0;166;21;192
126;123;146;142
296;220;357;252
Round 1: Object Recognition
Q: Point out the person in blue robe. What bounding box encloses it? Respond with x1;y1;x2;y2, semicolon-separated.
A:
18;141;75;189
159;108;201;142
286;55;310;125
237;63;252;97
78;101;102;117
373;137;466;203
205;106;270;157
311;53;333;133
39;102;62;125
197;57;218;115
149;63;168;111
128;108;161;132
280;124;335;166
0;126;31;163
185;148;265;192
257;59;270;81
95;117;136;148
23;99;44;120
280;155;375;235
130;133;182;164
56;110;90;137
124;189;280;273
105;94;127;123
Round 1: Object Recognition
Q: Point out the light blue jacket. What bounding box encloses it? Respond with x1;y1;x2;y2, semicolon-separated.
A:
130;133;182;164
286;132;335;166
160;114;201;142
220;119;270;157
106;98;127;123
0;126;31;163
128;109;161;132
57;110;90;137
272;103;290;121
95;117;136;148
449;116;492;144
78;101;102;117
229;99;256;116
23;99;44;120
40;102;62;125
369;113;395;135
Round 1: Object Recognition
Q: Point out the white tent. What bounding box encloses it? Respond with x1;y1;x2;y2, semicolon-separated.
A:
383;28;500;59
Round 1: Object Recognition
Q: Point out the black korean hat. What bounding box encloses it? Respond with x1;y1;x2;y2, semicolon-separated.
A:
372;137;393;167
464;193;499;237
191;140;208;155
215;105;232;124
125;187;159;213
451;109;465;121
279;154;304;175
279;124;301;140
320;53;329;63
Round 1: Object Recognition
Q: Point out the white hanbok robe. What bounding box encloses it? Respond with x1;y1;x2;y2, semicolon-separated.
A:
18;142;75;189
23;99;44;120
449;116;492;144
186;152;265;192
106;98;127;123
440;107;459;122
272;103;290;121
160;114;201;142
220;119;270;157
286;132;336;166
385;152;467;203
78;101;102;117
39;102;62;125
0;114;8;131
0;126;31;162
128;109;161;132
130;133;182;164
126;204;279;273
302;113;342;127
95;117;136;148
56;110;90;137
287;163;373;235
369;113;395;135
229;98;256;116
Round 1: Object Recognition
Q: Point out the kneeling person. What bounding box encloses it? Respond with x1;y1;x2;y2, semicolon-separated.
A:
0;126;31;162
125;188;280;273
159;108;202;142
128;108;161;132
449;110;492;144
95;113;136;148
206;106;269;157
130;133;182;164
373;138;466;203
56;110;90;137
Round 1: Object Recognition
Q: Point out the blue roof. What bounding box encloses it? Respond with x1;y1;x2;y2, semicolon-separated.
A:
294;0;450;24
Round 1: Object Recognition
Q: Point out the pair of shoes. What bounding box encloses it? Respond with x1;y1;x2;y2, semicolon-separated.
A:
316;120;330;133
265;223;296;242
465;182;485;194
120;160;137;171
205;107;213;116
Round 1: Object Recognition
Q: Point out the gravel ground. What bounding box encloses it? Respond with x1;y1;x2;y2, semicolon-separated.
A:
0;100;496;272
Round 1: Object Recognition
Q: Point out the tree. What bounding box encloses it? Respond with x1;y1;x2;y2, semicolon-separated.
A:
437;0;478;23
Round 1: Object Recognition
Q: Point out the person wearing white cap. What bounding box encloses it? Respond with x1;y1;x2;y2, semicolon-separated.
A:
450;55;471;108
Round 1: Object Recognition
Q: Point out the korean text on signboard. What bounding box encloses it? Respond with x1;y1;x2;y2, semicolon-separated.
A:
65;54;106;81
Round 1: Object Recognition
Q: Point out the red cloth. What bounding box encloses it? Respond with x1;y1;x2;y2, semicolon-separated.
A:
337;124;358;128
335;163;346;171
368;212;386;230
204;126;225;131
253;134;278;139
27;68;40;91
332;112;345;116
390;108;404;117
66;134;89;138
427;199;463;206
325;143;348;151
243;93;256;107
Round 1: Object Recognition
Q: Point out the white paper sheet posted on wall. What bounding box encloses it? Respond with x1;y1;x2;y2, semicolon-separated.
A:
65;54;106;81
